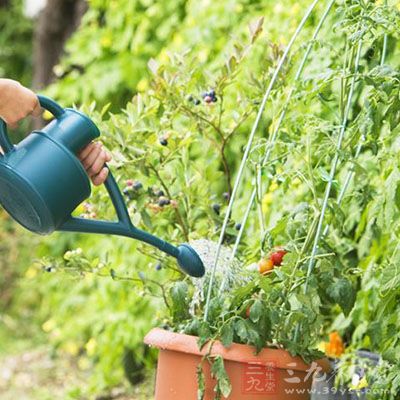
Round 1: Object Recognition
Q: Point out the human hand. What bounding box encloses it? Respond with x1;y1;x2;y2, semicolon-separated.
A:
0;79;41;128
78;142;112;186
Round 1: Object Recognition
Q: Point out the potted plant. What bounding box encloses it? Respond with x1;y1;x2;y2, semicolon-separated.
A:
144;242;334;400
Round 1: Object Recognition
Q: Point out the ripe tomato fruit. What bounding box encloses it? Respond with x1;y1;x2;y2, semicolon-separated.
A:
258;258;274;274
269;249;287;266
245;306;251;318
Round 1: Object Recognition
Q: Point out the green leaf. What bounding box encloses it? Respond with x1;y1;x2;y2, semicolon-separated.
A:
220;322;234;348
197;362;205;400
288;293;303;311
248;17;264;44
170;281;190;322
249;300;263;323
234;319;248;342
198;321;212;349
211;356;232;398
207;297;224;324
327;278;356;316
140;209;153;229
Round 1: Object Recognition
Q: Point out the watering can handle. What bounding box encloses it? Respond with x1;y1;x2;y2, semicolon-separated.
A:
59;170;180;258
59;170;132;235
0;95;65;154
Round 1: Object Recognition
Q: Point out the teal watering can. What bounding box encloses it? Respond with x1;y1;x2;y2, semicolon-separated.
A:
0;96;205;278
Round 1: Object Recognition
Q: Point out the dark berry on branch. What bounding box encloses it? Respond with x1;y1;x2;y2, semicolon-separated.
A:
133;181;143;190
158;197;171;207
212;203;221;215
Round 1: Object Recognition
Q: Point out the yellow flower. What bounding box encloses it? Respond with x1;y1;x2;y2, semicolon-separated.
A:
73;203;85;216
173;34;183;47
85;338;97;356
25;266;37;279
358;377;368;389
262;192;274;214
198;49;209;63
64;341;79;356
269;181;279;192
292;177;302;187
42;319;56;333
137;78;149;92
78;356;91;370
291;3;301;15
235;4;243;13
100;35;112;48
43;110;53;121
159;49;170;63
186;16;195;27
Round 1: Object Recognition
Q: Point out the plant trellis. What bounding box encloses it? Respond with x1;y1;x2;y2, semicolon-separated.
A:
204;0;392;320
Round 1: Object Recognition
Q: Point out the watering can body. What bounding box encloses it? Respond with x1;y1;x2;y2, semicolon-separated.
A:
0;97;98;234
0;96;205;278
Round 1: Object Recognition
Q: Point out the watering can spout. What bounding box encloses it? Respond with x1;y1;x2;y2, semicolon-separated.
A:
177;244;205;278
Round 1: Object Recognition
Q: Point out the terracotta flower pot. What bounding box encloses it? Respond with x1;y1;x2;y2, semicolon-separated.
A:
144;328;331;400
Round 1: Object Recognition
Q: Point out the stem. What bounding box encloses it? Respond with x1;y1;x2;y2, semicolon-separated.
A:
380;0;388;66
181;104;225;141
220;141;233;195
149;165;189;241
256;164;266;241
204;0;320;320
182;103;232;193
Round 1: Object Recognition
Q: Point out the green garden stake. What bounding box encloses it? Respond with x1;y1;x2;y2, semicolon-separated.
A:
0;95;205;278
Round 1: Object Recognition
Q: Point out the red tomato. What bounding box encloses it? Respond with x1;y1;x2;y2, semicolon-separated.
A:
269;249;287;266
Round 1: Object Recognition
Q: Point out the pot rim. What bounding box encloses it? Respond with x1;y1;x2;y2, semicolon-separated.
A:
144;328;331;373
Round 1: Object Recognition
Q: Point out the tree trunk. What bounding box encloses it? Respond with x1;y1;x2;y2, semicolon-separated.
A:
32;0;87;90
